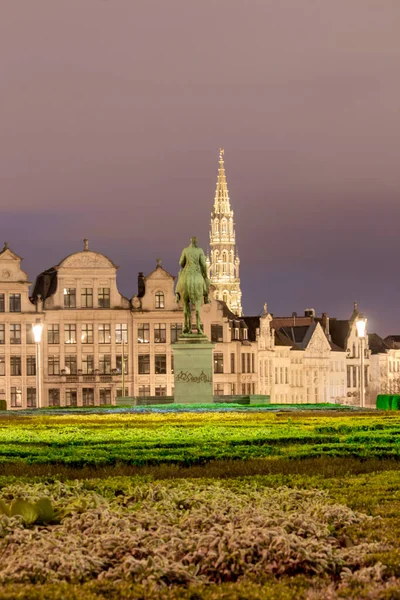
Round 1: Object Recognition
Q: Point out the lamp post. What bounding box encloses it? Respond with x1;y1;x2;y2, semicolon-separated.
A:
355;314;367;408
32;321;43;409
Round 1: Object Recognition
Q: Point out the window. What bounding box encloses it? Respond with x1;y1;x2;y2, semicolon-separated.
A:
48;388;60;407
243;329;248;340
48;355;60;376
231;383;236;395
0;324;4;345
0;356;5;376
247;383;251;395
285;367;288;384
242;383;246;395
64;324;76;344
0;294;4;312
9;324;21;344
10;387;22;407
214;353;224;374
170;354;174;374
98;324;111;344
10;356;21;376
115;324;128;344
155;291;165;309
138;385;151;397
138;354;150;374
214;383;224;396
64;288;76;308
9;294;21;312
365;366;369;387
65;389;77;407
231;353;235;373
252;383;256;395
242;354;246;373
26;324;34;345
99;354;111;374
170;323;183;344
155;385;167;397
155;354;167;375
138;323;150;344
211;324;223;343
27;388;36;408
275;368;278;384
98;288;110;308
252;354;255;374
82;355;94;375
65;355;77;375
99;388;111;405
81;324;93;344
247;354;251;374
81;288;93;308
347;366;351;388
352;366;357;388
48;325;59;344
154;323;166;343
26;356;36;376
116;354;128;374
117;388;129;398
82;388;95;406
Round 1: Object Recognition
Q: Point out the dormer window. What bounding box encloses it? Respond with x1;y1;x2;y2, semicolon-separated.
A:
243;328;248;340
155;291;165;309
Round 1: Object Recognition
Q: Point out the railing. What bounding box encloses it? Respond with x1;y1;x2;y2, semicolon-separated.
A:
83;375;96;382
100;375;112;383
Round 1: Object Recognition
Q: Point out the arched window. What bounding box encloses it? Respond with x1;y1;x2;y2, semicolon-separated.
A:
155;291;165;309
214;219;219;234
222;250;228;275
221;219;227;234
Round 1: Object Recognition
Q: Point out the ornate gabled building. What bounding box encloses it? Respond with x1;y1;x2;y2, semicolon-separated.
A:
206;149;242;316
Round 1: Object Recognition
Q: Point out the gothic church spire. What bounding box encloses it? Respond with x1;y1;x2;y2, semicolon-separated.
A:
208;149;242;316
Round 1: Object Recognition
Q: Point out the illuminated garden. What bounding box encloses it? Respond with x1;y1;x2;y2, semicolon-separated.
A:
0;407;400;599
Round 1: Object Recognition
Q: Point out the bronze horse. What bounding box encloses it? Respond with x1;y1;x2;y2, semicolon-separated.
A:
175;237;210;334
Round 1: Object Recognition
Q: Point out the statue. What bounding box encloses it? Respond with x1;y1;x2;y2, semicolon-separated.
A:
175;236;211;334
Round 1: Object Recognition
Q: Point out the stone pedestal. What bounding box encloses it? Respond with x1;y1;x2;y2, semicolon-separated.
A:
172;334;214;404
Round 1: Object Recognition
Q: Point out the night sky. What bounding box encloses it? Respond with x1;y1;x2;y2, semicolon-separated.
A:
1;1;400;336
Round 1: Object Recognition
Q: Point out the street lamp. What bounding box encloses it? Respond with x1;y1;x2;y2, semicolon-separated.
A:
32;321;43;409
355;314;367;408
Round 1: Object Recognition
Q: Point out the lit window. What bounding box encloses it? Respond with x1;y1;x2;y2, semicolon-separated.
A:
138;323;150;344
64;288;76;308
154;323;166;343
155;291;165;309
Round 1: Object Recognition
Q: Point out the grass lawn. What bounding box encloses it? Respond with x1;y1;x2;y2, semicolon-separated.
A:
0;408;400;598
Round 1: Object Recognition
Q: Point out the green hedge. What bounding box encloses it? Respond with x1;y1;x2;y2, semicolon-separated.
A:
376;394;400;410
0;400;6;411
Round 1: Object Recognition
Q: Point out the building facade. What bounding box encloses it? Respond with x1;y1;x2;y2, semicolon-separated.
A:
0;152;389;409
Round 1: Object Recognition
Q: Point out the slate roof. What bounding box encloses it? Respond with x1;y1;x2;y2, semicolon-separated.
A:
271;316;313;329
31;267;58;301
323;318;350;350
384;335;400;349
242;316;260;342
368;333;390;355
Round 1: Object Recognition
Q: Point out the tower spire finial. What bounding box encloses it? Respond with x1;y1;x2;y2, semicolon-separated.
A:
219;148;224;162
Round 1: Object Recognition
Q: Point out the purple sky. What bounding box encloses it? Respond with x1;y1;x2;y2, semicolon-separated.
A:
1;1;400;335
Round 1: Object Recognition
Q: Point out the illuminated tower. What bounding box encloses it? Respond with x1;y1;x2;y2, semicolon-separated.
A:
206;149;242;316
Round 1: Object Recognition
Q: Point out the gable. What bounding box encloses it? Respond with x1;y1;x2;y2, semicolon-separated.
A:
0;249;29;283
306;323;331;354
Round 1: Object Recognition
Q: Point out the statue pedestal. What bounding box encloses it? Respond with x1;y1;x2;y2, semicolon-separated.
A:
172;334;214;404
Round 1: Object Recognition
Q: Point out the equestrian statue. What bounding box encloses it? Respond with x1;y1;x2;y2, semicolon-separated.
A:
175;236;211;334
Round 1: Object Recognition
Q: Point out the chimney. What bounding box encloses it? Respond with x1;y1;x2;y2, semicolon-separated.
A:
321;312;330;340
137;272;145;298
